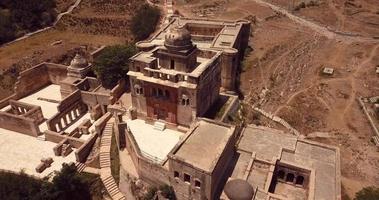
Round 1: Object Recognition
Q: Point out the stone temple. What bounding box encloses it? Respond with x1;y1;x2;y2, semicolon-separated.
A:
0;16;341;200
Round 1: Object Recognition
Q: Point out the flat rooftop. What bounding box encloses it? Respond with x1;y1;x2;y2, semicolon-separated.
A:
145;17;245;50
0;128;76;178
232;125;341;200
173;120;234;172
127;119;183;162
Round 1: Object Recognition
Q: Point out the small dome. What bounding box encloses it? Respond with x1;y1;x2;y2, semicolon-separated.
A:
164;25;193;51
70;53;88;68
224;179;254;200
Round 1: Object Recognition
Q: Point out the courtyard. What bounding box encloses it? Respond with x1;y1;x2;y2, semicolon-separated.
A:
127;119;184;163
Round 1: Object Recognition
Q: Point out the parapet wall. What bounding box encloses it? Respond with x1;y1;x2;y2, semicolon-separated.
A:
47;90;88;132
0;62;67;109
14;63;50;99
0;111;41;137
8;100;45;124
120;121;170;186
45;130;95;162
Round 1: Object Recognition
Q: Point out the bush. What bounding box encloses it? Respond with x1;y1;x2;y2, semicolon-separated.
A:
143;187;157;200
93;44;137;89
131;4;161;41
354;186;379;200
0;163;103;200
159;185;176;200
0;0;56;44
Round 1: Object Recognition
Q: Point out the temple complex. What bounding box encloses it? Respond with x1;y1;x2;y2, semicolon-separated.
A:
0;16;342;200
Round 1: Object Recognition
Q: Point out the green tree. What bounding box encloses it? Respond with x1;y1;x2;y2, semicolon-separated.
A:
0;0;56;45
49;163;91;200
0;9;15;44
355;187;379;200
131;4;161;41
93;44;137;89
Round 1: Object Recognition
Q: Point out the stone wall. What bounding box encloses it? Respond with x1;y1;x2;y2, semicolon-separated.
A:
197;52;222;116
14;64;50;99
110;79;127;101
47;90;88;132
45;130;94;162
0;62;67;109
8;100;44;124
0;111;41;136
123;121;170;186
76;134;98;162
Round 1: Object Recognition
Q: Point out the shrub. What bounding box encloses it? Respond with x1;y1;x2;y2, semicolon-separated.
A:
0;163;102;200
93;44;137;89
354;186;379;200
0;0;56;44
159;185;176;200
131;4;161;41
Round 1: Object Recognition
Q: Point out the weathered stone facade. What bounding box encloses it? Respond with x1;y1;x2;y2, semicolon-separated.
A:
128;24;222;126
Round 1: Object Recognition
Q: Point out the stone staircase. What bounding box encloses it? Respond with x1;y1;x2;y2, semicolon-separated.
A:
154;121;166;131
99;120;126;200
75;162;86;173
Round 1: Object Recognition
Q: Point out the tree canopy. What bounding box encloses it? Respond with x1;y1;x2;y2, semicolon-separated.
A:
0;163;102;200
131;4;161;41
355;186;379;200
93;44;137;89
0;0;57;44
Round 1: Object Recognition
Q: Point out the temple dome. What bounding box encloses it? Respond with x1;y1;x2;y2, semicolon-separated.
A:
224;179;254;200
164;25;193;51
70;53;88;68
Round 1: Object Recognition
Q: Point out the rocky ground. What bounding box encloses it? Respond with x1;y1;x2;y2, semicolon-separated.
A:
175;0;379;199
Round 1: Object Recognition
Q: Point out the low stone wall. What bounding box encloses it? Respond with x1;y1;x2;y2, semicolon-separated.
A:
123;121;170;186
14;64;50;100
0;62;67;109
220;94;240;123
76;134;98;162
110;79;127;102
45;130;95;162
47;90;88;132
93;112;112;134
0;111;41;136
7;100;45;124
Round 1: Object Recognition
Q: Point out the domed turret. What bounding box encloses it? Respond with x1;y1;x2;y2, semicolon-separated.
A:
70;53;88;68
224;179;254;200
164;25;193;51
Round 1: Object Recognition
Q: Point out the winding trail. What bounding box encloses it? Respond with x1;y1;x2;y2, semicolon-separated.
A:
250;0;379;43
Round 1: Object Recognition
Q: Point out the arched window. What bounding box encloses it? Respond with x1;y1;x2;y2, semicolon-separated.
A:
296;176;304;185
286;173;295;183
134;85;143;95
181;94;190;106
277;170;285;180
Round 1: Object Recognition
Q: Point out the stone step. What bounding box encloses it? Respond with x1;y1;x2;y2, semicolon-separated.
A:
102;176;113;184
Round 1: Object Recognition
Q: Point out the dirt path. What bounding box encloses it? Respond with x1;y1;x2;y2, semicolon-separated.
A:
342;43;379;116
249;0;379;43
